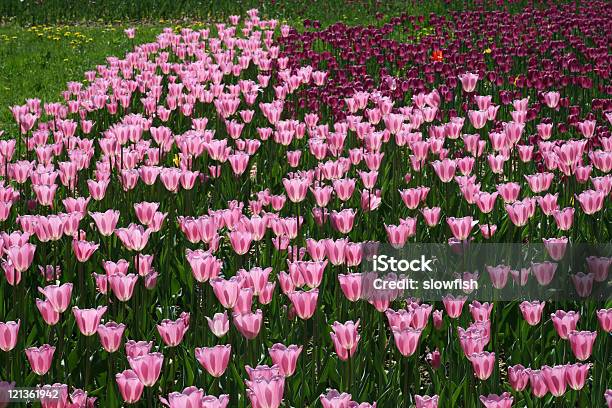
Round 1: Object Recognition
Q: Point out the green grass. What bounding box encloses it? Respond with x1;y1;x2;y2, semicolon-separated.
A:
0;23;165;128
1;0;452;26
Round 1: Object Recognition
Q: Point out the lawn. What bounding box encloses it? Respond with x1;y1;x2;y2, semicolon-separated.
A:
0;23;164;127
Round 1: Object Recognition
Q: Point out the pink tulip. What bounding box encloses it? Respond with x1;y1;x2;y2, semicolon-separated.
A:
531;261;557;285
0;381;15;408
103;259;130;276
542;364;567;397
116;369;144;404
35;299;60;325
38;383;69;407
528;369;549;398
409;303;432;330
124;28;136;38
201;394;230;408
426;349;441;369
72;306;107;336
469;351;495;380
233;287;254;314
125;340;153;358
246;375;284;408
576;190;605;215
88;179;109;201
7;243;36;272
421;207;441;227
552;207;574;231
432;310;443;329
568;330;597;361
157;314;189;347
210;276;241;309
479;393;513;408
144;271;158;289
0;320;20;351
137;254;154;277
338;273;363;302
543;237;568;261
391;326;422;357
565;363;591;390
325;238;349;265
233;309;263;339
283;177;309;203
259;282;276;305
38;283;72;313
415;395;439;408
505;202;531;226
587;256;611;282
458;72;479;92
25;344;55;375
34;215;64;242
469;301;493;322
432;159;457;182
269;343;302;377
89;210;120;236
320;390;352;408
446;216;477;240
536;194;559;216
486;265;510;289
72;239;99;262
97;322;126;353
468;110;488;129
330;320;360;361
571;272;594;297
115;224;151;251
577;120;596;138
134;202;159;226
241;266;273;295
333;178;356;201
550;310;579;339
2;260;20;286
542;91;560;108
288;289;318;320
109;273;138;301
186;249;222;283
195;345;231;377
442;295;467;318
330;209;356;234
128;352;164;387
160;386;204;408
519;300;545;325
206;312;230;338
399;188;422;210
228;230;252;255
597;308;612;332
508;364;529;391
245;365;282;381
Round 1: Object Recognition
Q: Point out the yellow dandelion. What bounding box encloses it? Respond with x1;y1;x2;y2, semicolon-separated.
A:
483;48;491;54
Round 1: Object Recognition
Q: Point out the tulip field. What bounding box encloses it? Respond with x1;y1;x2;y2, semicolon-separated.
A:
0;1;611;407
